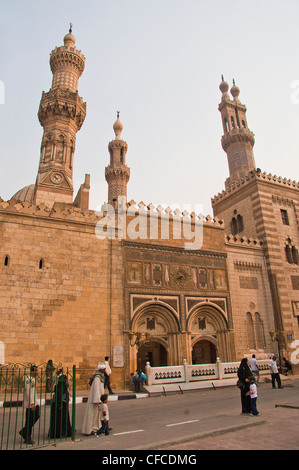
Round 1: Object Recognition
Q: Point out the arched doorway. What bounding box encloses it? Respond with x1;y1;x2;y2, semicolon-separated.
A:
188;302;232;363
129;302;181;375
192;339;217;364
137;340;168;371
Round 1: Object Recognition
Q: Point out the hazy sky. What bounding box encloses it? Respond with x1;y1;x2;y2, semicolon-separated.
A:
0;0;299;216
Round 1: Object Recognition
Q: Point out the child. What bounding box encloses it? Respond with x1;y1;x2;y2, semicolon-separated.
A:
96;394;110;436
246;376;260;416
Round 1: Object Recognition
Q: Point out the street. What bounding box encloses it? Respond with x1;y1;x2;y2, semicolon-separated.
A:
42;377;299;451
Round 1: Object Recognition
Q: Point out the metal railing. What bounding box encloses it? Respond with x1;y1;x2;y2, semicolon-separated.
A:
0;362;76;450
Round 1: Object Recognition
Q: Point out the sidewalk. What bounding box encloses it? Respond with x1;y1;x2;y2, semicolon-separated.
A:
163;397;299;450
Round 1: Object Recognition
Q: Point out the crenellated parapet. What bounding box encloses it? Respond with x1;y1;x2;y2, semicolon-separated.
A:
225;232;264;247
212;169;299;206
125;199;224;228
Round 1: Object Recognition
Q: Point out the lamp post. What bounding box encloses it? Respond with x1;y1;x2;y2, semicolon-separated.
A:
126;331;150;348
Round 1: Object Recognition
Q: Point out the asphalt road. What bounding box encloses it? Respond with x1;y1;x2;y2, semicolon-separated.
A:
42;377;299;451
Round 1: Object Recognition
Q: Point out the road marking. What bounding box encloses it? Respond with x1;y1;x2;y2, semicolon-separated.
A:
166;420;199;427
113;429;144;436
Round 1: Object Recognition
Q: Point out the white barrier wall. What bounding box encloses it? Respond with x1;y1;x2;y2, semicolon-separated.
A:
145;358;270;385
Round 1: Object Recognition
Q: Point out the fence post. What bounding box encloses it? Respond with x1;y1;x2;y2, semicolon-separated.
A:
145;362;152;385
216;357;223;379
71;365;76;442
183;359;189;383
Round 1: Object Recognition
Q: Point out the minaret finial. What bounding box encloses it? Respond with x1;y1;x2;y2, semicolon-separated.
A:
69;23;73;34
117;110;120;119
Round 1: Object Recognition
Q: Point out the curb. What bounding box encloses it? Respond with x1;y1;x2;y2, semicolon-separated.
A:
0;393;149;408
114;420;268;451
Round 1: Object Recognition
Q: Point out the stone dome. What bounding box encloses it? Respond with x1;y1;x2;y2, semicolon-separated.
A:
64;32;76;47
113;113;123;140
11;184;35;204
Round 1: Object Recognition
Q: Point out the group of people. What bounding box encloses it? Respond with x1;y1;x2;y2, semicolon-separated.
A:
237;353;291;417
19;365;72;445
81;356;114;436
19;355;115;444
132;369;146;392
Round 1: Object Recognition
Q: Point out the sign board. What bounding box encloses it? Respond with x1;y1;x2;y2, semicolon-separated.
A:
113;346;124;368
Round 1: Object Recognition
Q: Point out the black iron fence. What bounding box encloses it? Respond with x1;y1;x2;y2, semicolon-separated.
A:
0;362;76;450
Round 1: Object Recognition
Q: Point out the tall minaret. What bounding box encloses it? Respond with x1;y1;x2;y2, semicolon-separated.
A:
218;77;256;188
105;112;130;207
34;26;86;206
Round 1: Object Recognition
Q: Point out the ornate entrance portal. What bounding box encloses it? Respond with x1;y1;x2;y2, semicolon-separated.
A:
188;302;233;363
129;302;181;374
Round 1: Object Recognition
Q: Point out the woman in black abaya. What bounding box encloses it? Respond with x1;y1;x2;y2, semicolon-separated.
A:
237;357;252;414
48;372;72;438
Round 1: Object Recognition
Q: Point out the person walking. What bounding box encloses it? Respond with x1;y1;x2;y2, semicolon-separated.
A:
249;354;259;384
82;365;106;435
237;358;251;414
268;355;283;389
246;376;260;416
104;356;114;394
96;394;110;436
19;365;40;445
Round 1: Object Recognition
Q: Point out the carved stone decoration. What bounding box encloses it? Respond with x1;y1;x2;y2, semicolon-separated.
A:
152;264;162;286
147;317;155;330
127;262;142;285
171;266;190;288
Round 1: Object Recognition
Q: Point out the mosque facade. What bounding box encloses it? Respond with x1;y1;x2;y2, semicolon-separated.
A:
0;30;298;388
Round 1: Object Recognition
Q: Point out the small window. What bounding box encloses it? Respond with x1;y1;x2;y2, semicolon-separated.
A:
231;116;236;129
4;255;10;267
292;246;299;265
285;246;292;263
285;244;299;264
237;214;244;232
242;120;246;128
230;213;244;235
39;259;44;270
231;217;238;235
281;209;289;225
224;118;229;133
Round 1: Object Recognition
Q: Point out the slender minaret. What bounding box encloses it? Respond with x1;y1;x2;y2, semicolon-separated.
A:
34;25;86;206
218;77;256;188
105;112;130;207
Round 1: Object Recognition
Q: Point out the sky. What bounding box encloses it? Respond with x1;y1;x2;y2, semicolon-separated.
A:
0;0;299;217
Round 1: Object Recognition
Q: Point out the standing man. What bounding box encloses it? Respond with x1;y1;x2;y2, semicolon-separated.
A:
19;365;40;445
249;354;260;383
104;356;114;394
82;365;105;435
268;355;283;389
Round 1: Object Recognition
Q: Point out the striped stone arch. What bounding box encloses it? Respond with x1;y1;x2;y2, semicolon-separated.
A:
129;303;182;369
187;303;232;363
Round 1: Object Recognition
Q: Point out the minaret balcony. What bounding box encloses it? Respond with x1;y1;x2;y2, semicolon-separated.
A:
221;127;255;152
38;89;86;130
